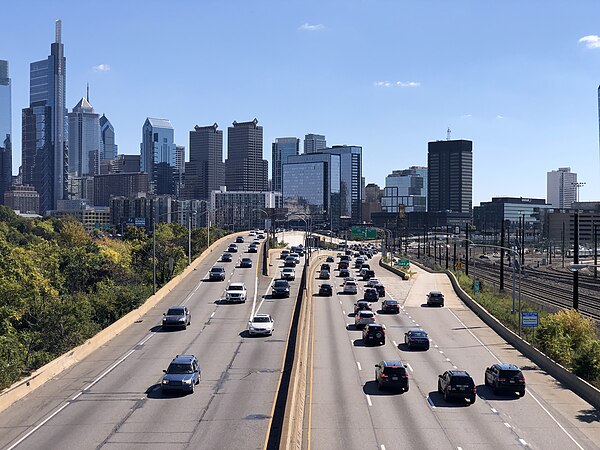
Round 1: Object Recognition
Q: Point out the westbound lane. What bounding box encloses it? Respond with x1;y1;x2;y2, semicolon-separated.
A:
307;251;600;450
0;232;302;450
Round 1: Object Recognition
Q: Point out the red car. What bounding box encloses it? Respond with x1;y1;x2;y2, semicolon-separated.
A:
381;299;400;314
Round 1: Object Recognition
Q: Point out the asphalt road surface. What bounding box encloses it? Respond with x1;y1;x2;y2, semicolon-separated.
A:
307;251;600;450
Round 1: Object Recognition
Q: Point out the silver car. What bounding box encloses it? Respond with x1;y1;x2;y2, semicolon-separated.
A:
162;306;191;330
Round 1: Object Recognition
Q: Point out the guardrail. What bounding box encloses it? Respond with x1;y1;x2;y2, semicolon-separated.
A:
379;259;600;410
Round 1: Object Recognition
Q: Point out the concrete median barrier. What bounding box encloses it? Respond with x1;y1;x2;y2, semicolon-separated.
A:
0;232;238;415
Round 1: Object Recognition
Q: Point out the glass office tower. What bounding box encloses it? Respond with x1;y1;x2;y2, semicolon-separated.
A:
100;114;117;161
272;137;299;192
140;117;177;195
0;60;12;202
68;97;100;176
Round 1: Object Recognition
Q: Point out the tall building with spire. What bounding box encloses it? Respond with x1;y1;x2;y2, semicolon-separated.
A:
0;60;12;203
22;20;67;213
68;97;100;176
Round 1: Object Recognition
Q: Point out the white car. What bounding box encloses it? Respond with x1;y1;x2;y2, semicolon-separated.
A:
225;282;247;303
343;280;358;295
248;314;274;336
281;267;296;281
366;277;380;288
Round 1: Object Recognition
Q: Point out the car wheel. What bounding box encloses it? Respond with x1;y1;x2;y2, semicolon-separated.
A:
190;383;195;394
404;386;409;392
469;395;476;404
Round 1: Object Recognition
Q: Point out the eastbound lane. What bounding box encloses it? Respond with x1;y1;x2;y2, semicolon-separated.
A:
0;233;302;450
307;252;600;450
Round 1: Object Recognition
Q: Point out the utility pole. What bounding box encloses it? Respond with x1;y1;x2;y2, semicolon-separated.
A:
465;224;470;277
573;212;579;311
500;219;505;291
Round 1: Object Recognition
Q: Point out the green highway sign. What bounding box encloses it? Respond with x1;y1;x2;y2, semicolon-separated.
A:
351;226;377;239
396;259;410;267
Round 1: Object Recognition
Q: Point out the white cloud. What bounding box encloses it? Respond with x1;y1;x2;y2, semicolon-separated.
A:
93;64;111;72
374;80;420;88
579;35;600;49
396;81;420;87
461;114;473;118
299;23;325;31
496;114;504;119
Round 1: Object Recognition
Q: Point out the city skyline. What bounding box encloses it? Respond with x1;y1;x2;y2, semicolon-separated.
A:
2;1;600;206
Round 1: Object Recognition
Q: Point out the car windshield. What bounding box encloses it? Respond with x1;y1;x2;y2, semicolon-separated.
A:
166;308;184;315
253;316;270;323
243;259;251;262
167;363;194;374
274;280;288;287
229;285;244;291
360;312;374;317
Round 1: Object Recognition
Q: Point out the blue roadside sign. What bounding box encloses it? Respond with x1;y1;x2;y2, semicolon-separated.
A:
521;312;539;327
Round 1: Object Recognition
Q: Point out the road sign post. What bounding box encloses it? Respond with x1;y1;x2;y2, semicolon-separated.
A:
521;312;538;327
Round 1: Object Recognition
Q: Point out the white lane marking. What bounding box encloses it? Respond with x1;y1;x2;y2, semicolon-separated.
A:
340;300;343;305
453;365;458;369
392;340;398;347
366;394;372;406
210;312;215;318
415;323;420;327
84;348;137;391
491;408;498;413
250;268;260;317
434;344;439;348
427;396;436;409
445;358;451;362
439;350;444;354
253;276;276;317
445;308;585;450
504;422;511;428
519;438;528;446
342;310;346;315
381;445;386;450
357;361;362;371
7;401;71;450
139;333;153;346
71;392;82;401
406;363;414;372
457;447;463;450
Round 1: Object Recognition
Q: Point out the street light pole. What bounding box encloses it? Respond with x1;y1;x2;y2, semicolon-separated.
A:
153;221;156;294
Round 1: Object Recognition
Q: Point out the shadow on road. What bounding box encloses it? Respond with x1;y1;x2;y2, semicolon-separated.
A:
476;385;523;401
427;391;472;408
397;343;429;352
363;380;406;396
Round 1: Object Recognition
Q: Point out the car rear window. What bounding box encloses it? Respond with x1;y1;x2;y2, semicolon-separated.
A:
253;316;270;323
430;293;443;298
450;376;474;387
410;331;427;337
383;366;406;375
499;370;522;378
360;311;374;317
167;308;185;315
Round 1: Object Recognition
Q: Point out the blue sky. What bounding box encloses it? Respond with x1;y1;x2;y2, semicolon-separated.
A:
2;0;600;205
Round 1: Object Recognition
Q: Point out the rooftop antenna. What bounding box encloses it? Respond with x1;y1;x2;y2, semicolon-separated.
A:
86;83;89;102
55;19;62;44
446;127;451;140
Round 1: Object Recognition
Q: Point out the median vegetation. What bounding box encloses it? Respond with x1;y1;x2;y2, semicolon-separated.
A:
0;207;227;391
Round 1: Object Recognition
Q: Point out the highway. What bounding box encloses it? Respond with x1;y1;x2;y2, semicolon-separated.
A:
0;233;301;450
307;251;600;449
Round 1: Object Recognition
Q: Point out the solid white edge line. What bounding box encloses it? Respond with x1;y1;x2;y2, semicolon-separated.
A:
380;445;386;450
84;348;137;391
519;438;528;446
406;363;414;372
7;402;71;450
504;422;511;428
357;361;362;371
366;394;372;406
446;308;585;450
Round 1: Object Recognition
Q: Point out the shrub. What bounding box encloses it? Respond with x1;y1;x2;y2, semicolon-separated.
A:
573;340;600;382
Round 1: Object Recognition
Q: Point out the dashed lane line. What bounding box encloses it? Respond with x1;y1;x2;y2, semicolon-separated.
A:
366;394;372;406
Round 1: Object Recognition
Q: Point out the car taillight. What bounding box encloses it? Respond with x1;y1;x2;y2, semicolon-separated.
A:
402;374;409;379
380;373;388;379
473;386;477;392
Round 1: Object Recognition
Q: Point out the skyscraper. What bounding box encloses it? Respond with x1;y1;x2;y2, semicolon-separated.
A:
225;119;268;191
381;166;427;213
183;123;224;200
547;167;577;208
68;97;100;177
99;114;117;161
427;139;473;214
304;133;326;154
318;145;363;223
0;60;12;202
272;137;299;192
140;117;176;195
22;20;67;213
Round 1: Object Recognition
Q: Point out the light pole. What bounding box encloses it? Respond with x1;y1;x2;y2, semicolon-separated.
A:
568;263;600;311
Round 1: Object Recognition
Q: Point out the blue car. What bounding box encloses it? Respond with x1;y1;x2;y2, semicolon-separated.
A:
161;355;201;394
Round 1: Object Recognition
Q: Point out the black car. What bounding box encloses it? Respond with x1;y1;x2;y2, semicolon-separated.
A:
484;363;526;397
326;256;334;263
438;370;476;404
162;306;191;330
427;291;445;307
374;283;385;297
362;270;375;281
404;329;430;350
375;360;408;391
354;300;372;314
362;323;386;346
240;257;253;268
248;245;258;253
339;268;350;278
381;299;399;314
364;288;379;302
209;265;226;281
227;244;238;253
284;257;297;267
320;263;331;272
235;236;244;243
272;279;290;298
221;253;233;262
319;283;333;296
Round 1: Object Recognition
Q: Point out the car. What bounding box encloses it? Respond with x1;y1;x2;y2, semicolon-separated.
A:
225;282;247;303
364;288;379;302
339;268;350;278
227;244;238;253
484;363;526;397
240;257;253;268
290;253;300;264
162;306;191;330
381;299;400;314
354;300;372;314
359;265;371;276
338;261;349;270
363;323;386;346
209;265;226;281
375;360;409;392
284;256;297;267
427;291;445;307
281;267;296;281
253;239;261;245
374;283;386;297
354;310;376;329
343;280;358;295
362;270;375;281
280;249;290;259
404;329;430;350
249;231;256;236
257;233;265;239
272;279;290;298
320;263;331;272
344;276;356;283
248;245;258;253
221;252;233;262
319;283;333;296
438;370;476;404
319;269;330;279
366;277;380;288
161;355;200;394
248;314;274;336
354;258;365;269
326;256;334;263
236;236;245;243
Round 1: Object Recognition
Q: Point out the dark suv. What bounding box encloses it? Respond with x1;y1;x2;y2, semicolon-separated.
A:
375;360;409;391
209;265;226;281
427;291;445;307
272;279;290;298
319;283;333;296
438;370;476;404
161;355;200;394
362;323;386;346
484;363;526;397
